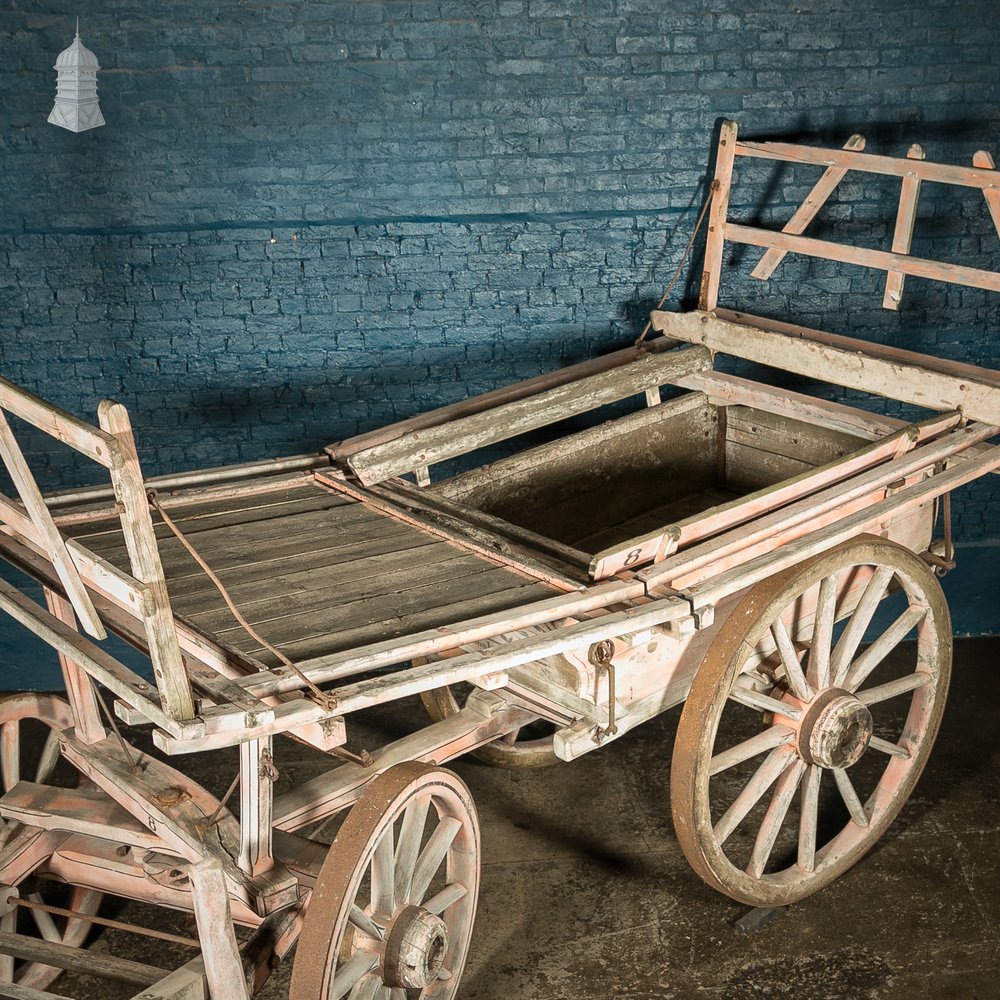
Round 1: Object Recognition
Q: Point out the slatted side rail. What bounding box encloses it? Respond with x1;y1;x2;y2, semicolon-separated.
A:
0;381;196;722
652;310;1000;430
344;344;713;486
699;120;1000;312
327;336;684;463
639;420;999;596
587;408;963;580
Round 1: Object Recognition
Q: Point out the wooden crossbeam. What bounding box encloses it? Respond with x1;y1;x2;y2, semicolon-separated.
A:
735;137;1000;190
0;377;119;469
0;929;169;986
651;309;1000;423
752;133;866;281
0;410;106;639
726;223;1000;294
883;143;926;309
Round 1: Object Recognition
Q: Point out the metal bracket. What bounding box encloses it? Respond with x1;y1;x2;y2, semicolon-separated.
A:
588;640;619;743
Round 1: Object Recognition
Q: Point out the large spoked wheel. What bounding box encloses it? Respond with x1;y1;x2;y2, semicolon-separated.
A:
0;693;104;989
290;762;480;1000
671;535;951;907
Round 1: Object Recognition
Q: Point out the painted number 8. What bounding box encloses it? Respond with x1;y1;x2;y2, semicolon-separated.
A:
623;548;643;567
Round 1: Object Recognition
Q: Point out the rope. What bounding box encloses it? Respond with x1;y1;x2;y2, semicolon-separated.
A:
146;490;336;710
635;179;718;346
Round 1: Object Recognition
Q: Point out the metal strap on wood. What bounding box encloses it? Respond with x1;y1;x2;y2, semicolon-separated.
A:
346;345;712;485
699;119;1000;311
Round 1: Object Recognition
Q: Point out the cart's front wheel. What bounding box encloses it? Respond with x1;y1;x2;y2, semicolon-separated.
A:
671;535;951;907
290;762;480;1000
0;693;104;989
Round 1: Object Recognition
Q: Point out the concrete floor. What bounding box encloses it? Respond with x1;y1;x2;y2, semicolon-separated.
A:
32;637;1000;1000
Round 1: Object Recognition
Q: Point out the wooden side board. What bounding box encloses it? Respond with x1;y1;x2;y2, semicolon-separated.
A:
326;337;682;462
346;345;712;485
651;309;1000;426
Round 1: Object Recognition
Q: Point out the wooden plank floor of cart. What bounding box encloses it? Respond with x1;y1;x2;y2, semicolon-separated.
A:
60;478;556;670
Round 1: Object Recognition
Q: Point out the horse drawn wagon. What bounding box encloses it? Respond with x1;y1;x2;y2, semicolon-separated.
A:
0;122;998;999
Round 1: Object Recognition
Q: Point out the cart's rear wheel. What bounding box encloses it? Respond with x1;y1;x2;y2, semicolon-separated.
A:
671;535;951;907
290;762;480;1000
420;682;559;769
0;693;104;989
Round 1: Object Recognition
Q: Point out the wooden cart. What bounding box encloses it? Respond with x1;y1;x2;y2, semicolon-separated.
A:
0;123;999;1000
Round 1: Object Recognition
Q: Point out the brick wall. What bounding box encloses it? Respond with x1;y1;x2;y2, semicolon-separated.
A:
1;1;999;540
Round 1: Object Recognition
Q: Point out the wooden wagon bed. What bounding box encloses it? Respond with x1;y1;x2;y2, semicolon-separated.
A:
59;480;556;670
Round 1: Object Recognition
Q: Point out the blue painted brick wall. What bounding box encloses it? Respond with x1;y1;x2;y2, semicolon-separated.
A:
1;0;999;549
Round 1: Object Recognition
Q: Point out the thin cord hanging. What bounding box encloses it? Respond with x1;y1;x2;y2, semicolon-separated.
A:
635;179;718;346
146;490;336;710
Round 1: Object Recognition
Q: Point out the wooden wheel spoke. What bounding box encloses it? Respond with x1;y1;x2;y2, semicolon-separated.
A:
393;795;431;905
728;681;801;720
332;952;379;1000
423;882;468;916
370;823;395;917
845;605;926;692
857;671;931;706
832;768;869;827
798;765;822;874
409;816;462;906
348;905;384;942
1;722;19;792
26;895;60;942
770;618;812;702
713;746;796;846
809;572;839;690
348;975;381;1000
747;759;807;878
34;731;61;785
710;725;796;776
388;990;407;1000
830;565;894;686
869;735;911;760
499;728;520;746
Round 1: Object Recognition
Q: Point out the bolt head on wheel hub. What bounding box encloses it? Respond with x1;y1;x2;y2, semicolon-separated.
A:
383;904;449;989
797;687;873;769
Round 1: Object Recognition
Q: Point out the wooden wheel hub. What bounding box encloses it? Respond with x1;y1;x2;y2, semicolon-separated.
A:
383;903;449;988
796;688;873;769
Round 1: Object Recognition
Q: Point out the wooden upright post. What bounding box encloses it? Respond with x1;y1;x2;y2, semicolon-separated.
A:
699;119;739;312
190;860;250;1000
43;588;105;744
238;737;275;878
97;401;196;722
883;144;926;310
